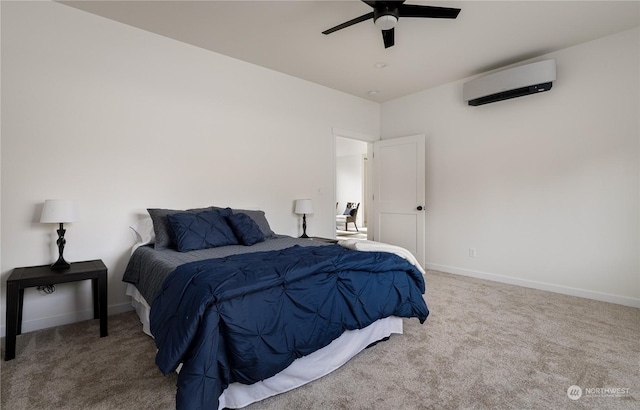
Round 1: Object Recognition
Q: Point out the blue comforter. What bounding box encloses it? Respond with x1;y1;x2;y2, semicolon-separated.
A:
150;244;429;410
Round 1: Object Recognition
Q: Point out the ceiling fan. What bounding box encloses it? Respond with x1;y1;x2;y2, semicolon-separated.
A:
322;0;461;49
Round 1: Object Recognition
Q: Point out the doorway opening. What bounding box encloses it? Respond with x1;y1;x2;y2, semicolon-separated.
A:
335;136;369;241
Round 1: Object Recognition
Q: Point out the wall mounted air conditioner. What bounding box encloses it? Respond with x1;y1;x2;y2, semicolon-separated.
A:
463;59;556;106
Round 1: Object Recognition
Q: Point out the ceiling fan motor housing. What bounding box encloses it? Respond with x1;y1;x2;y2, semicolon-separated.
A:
374;6;399;30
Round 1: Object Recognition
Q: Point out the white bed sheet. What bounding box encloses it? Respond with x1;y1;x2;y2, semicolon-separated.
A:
126;283;403;409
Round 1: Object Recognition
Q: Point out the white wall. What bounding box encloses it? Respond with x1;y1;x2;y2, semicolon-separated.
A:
0;1;379;335
381;28;640;306
1;3;636;339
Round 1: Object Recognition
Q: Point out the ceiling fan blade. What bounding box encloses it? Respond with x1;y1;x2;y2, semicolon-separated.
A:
322;12;375;35
398;4;461;19
362;0;406;7
382;28;395;48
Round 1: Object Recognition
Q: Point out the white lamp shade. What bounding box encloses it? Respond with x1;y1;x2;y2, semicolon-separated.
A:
294;199;313;215
40;200;79;223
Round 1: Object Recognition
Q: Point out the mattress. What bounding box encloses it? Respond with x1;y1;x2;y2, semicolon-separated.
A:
123;235;328;305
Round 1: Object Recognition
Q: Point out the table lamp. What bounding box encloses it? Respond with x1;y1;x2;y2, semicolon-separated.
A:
40;200;78;271
294;199;313;239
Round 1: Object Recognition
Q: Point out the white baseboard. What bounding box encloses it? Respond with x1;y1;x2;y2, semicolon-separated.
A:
425;263;640;309
0;302;133;338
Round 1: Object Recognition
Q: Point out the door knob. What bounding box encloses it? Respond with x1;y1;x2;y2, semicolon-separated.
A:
417;206;424;211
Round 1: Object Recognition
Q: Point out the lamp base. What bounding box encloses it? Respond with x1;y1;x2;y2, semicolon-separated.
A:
51;257;70;271
51;223;70;271
300;213;310;239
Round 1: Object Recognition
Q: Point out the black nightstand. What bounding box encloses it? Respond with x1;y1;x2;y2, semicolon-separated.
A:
4;259;108;361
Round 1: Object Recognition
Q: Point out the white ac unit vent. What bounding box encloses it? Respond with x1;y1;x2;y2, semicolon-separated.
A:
463;59;556;106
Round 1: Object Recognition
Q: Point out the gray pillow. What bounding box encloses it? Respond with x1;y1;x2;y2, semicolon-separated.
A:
147;207;214;250
211;206;276;238
232;209;276;238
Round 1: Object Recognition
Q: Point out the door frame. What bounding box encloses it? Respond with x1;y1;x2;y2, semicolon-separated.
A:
332;128;378;240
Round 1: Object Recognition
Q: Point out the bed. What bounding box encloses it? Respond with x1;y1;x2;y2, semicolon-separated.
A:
122;206;429;410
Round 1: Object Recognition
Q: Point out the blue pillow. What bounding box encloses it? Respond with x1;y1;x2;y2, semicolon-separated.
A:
167;209;238;252
226;212;265;246
148;206;214;250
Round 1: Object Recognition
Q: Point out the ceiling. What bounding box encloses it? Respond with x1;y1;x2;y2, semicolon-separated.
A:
60;1;639;103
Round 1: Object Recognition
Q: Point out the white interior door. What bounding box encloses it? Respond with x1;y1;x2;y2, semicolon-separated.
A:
373;135;426;265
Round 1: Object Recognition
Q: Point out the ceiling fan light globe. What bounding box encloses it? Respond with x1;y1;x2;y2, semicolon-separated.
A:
374;15;398;31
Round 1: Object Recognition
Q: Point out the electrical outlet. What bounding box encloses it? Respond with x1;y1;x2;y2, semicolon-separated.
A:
469;248;477;258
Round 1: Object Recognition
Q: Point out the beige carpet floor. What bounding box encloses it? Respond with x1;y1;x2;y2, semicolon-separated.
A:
1;270;638;409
